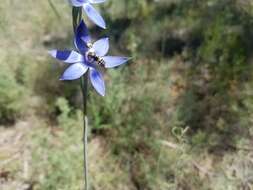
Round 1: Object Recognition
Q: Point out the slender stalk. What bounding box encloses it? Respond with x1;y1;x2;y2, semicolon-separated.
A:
80;74;89;190
72;7;89;190
72;7;83;32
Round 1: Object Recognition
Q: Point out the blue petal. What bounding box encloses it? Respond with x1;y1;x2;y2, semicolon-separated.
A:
88;0;106;4
92;38;109;56
49;50;84;63
89;68;105;96
70;0;87;7
60;63;88;80
74;21;91;53
83;3;106;29
75;20;91;44
103;56;129;68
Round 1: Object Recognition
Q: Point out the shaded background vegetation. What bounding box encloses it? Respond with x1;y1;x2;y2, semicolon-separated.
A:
1;0;253;189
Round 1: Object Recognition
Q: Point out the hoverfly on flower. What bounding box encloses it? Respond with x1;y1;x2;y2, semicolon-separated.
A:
49;20;130;96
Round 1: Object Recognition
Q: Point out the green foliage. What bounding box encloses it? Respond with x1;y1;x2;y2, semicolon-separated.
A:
166;0;253;149
27;104;132;190
0;63;25;124
55;97;73;128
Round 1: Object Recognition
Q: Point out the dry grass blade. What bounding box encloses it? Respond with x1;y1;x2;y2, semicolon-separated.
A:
47;0;61;20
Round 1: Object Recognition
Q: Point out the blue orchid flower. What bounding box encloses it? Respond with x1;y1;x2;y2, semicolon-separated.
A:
49;21;129;96
70;0;106;29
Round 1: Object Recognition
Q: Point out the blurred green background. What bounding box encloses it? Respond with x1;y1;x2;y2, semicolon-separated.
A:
1;0;253;189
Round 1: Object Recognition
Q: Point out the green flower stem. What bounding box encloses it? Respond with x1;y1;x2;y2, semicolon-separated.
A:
72;7;83;31
80;74;89;190
72;7;89;190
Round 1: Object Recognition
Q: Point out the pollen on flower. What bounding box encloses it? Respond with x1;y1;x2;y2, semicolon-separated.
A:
87;42;93;48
